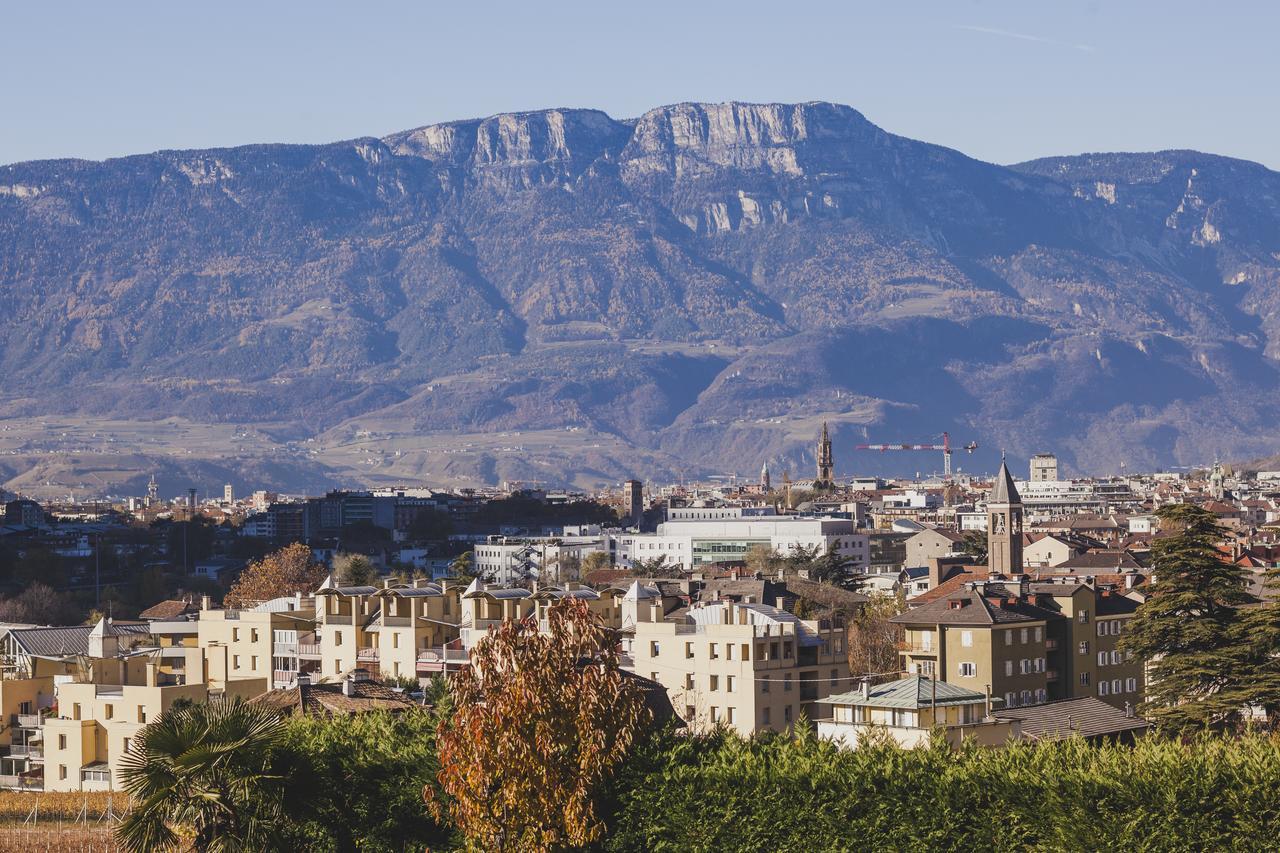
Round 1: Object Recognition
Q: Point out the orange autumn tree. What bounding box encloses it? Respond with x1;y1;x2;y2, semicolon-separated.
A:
426;598;649;851
223;543;327;607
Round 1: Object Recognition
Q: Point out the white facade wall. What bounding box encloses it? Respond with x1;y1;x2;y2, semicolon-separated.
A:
619;518;868;571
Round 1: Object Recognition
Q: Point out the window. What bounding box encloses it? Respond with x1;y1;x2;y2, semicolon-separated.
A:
761;707;771;725
1097;621;1106;637
1035;688;1047;703
72;703;81;720
727;706;736;725
233;627;240;642
1034;658;1044;673
1020;689;1031;705
784;705;793;723
1098;651;1107;666
251;655;258;671
59;765;67;781
830;668;839;687
1099;681;1110;696
783;642;793;659
961;630;973;647
1005;630;1013;646
709;643;719;659
123;737;132;753
756;643;765;660
784;674;793;692
833;638;843;655
334;659;342;672
233;655;241;670
1079;641;1090;656
104;704;113;720
709;675;719;691
651;672;660;682
1034;627;1043;643
251;629;259;643
392;633;399;649
727;675;736;692
1019;659;1030;675
650;641;660;657
742;643;751;660
770;642;779;660
58;734;66;750
1005;691;1017;708
1004;660;1013;677
1020;628;1028;644
1126;677;1137;693
685;705;696;721
1078;610;1089;624
1112;679;1122;694
959;662;976;677
137;706;146;723
335;631;343;646
726;644;734;661
710;706;719;723
1111;651;1122;665
1080;672;1091;686
761;676;770;693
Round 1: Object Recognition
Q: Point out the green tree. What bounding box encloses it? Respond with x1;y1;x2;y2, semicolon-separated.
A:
278;709;450;852
449;550;487;582
1236;556;1280;726
629;556;684;578
116;699;288;852
847;591;905;677
958;530;988;564
1120;503;1253;732
581;551;613;575
333;552;377;586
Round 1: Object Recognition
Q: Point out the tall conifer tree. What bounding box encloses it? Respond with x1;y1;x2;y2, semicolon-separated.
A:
1121;503;1253;732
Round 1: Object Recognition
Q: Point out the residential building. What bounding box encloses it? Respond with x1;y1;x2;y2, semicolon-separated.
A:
619;517;868;573
817;675;1015;749
626;590;849;736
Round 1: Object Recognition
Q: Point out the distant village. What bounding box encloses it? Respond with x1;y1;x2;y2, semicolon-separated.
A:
0;426;1275;792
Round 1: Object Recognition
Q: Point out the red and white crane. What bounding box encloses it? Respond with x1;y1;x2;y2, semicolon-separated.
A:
855;432;978;477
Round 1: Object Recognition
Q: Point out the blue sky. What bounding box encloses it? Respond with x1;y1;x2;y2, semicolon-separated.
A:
3;1;1277;168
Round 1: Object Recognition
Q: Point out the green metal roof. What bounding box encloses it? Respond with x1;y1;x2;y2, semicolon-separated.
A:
819;675;987;709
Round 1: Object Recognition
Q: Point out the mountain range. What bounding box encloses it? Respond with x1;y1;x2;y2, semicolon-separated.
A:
3;101;1280;497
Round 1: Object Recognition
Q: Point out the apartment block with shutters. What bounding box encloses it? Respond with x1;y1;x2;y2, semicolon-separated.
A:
891;459;1143;712
624;584;850;736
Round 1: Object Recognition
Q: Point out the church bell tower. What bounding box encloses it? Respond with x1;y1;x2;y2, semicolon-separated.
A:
987;455;1024;576
814;422;835;490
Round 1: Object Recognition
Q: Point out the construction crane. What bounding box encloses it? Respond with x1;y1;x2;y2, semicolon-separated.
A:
855;432;978;477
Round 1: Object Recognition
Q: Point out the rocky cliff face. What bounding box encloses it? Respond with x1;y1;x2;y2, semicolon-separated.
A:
2;101;1280;495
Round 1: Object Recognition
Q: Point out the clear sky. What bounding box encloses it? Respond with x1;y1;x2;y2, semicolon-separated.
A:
3;0;1278;168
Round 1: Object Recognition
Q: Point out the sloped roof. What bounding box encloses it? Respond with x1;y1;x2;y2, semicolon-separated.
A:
138;599;198;620
991;460;1021;504
993;697;1150;740
821;675;986;709
251;676;418;716
7;621;149;658
894;588;1055;626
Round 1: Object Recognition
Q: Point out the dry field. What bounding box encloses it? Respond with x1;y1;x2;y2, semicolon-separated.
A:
0;791;126;852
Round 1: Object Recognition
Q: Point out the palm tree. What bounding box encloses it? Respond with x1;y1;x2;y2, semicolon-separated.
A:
116;699;288;852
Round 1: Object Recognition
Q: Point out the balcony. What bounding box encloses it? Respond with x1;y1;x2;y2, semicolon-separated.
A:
1046;669;1060;682
0;774;42;791
895;642;937;655
16;713;41;729
1045;639;1059;652
357;647;380;662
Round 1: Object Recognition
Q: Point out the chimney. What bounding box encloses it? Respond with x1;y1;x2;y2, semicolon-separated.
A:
200;594;212;612
145;660;159;687
1124;702;1134;719
860;679;870;700
776;596;787;611
1125;572;1137;590
342;676;354;697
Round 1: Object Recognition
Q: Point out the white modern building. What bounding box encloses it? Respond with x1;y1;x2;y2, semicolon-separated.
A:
472;535;612;584
618;517;869;572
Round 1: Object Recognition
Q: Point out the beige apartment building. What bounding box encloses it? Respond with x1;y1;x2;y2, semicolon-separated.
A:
198;593;316;689
627;588;850;736
41;618;266;792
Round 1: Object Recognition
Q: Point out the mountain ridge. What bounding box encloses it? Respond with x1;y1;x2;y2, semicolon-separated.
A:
3;101;1280;497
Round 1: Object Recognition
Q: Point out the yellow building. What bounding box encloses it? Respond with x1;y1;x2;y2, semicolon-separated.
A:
197;593;316;689
628;589;850;735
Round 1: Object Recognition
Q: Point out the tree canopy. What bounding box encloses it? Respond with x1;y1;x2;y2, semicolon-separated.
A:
224;543;326;607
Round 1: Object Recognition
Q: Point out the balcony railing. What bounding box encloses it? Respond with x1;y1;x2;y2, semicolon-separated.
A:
357;648;379;662
895;642;937;654
1046;669;1060;681
298;642;322;657
16;713;41;728
1045;639;1059;651
0;774;42;790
